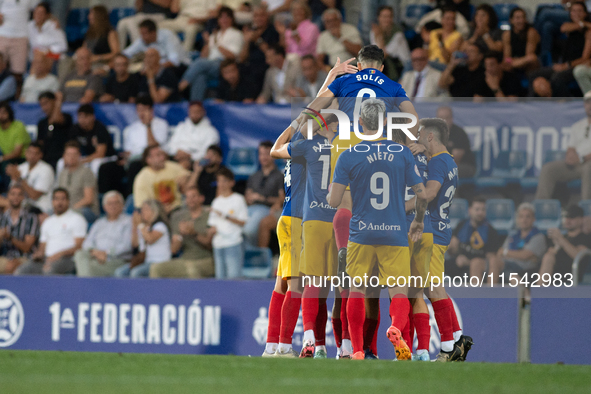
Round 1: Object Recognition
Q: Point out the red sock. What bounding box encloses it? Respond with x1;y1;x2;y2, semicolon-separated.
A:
314;299;327;346
363;318;378;351
279;291;301;344
371;308;380;356
346;293;365;353
389;295;410;331
266;291;285;343
432;299;454;342
302;286;320;332
447;297;461;334
332;317;342;348
333;208;352;250
340;289;350;340
414;313;431;351
404;302;414;349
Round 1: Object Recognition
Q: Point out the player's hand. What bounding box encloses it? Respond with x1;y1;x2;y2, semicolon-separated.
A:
330;57;358;77
409;220;424;243
409;143;426;155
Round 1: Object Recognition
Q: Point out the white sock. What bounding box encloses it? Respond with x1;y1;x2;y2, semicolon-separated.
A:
336;347;341;359
453;330;463;342
441;340;454;352
341;339;353;354
277;343;292;353
315;345;326;353
303;329;315;343
416;349;428;356
265;343;277;354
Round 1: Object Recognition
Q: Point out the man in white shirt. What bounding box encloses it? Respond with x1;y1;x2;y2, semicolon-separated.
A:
5;142;54;213
256;44;301;104
316;9;362;67
536;92;591;200
123;19;188;68
400;48;445;98
159;0;216;53
0;0;39;79
20;51;59;103
117;0;172;47
165;101;220;169
15;187;87;275
27;2;67;61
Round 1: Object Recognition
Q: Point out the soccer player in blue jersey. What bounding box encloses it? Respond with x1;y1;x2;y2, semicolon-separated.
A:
414;118;473;362
271;116;338;359
328;99;428;360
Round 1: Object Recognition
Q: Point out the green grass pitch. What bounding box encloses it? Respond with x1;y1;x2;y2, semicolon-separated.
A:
1;350;590;393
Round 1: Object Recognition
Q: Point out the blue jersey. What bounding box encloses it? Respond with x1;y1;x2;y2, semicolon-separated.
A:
406;152;432;234
332;139;422;247
327;68;409;120
281;132;306;219
288;133;336;223
427;152;458;246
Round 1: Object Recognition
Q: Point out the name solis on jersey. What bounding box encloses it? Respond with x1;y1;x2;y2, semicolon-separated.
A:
359;221;401;231
355;73;385;85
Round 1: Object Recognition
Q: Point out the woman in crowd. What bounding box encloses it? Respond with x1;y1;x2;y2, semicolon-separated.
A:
370;5;410;80
502;7;540;73
275;1;319;57
428;7;463;65
83;5;120;72
464;4;503;52
115;199;171;278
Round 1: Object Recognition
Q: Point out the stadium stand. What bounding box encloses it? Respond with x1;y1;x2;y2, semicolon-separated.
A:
533;199;562;232
486;199;515;235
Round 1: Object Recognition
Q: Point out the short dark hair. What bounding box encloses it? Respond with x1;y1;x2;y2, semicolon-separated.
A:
29;141;44;153
420;118;450;146
218;6;235;23
77;104;94;115
139;19;157;32
259;140;273;149
268;43;286;58
358;45;384;67
470;196;487;207
441;5;457;15
424;21;442;32
37;2;51;13
484;50;503;63
64;140;81;152
38;91;56;101
142;144;162;163
0;101;14;122
301;54;316;63
52;187;70;200
207;145;223;157
509;6;526;20
220;58;238;70
217;167;235;181
136;94;154;108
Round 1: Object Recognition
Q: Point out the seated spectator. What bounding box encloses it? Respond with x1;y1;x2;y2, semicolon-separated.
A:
400;48;445;98
60;47;104;103
133;145;191;213
115;199;171;278
447;197;503;280
535;1;574;66
437;106;476;178
83;6;120;71
165;101;220;168
530;2;591;98
0;185;39;274
428;7;463;65
480;51;524;98
463;4;503;53
415;2;470;40
489;203;547;284
256;188;284;248
290;54;327;97
208;167;247;279
27;2;67;61
316;9;362;68
256;44;301;104
438;43;488;98
150;187;215;278
100;54;141;103
179;7;245;101
117;0;172;47
159;0;215;53
57;141;100;224
65;104;117;176
15;188;87;275
275;1;319;57
238;5;279;96
540;204;591;277
74;191;133;277
370;6;410;80
0;102;30;186
137;48;181;103
502;7;540;73
36;91;72;169
20;51;59;103
216;59;257;102
0;53;16;101
123;19;188;69
536;93;591;200
188;145;226;205
5;142;55;214
243;141;283;246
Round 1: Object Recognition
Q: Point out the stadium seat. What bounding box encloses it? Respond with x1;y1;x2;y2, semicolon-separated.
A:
543;150;566;164
66;8;90;43
493;4;518;29
109;8;135;28
242;247;273;279
532;199;562;231
579;199;591;216
449;198;469;230
486;199;515;234
124;194;135;215
404;4;433;27
226;147;258;181
477;150;527;189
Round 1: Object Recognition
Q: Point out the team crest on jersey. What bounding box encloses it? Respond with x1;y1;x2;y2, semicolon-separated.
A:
369;70;375;74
